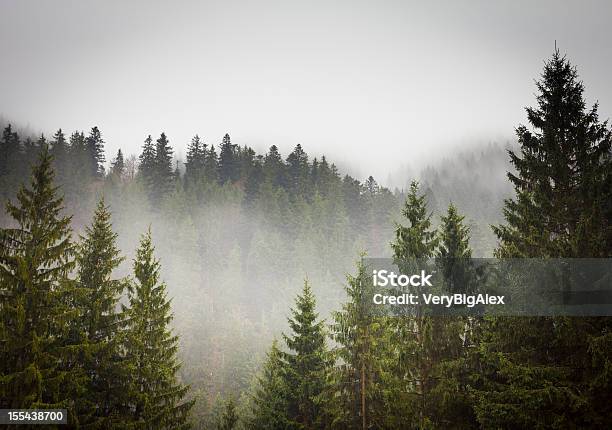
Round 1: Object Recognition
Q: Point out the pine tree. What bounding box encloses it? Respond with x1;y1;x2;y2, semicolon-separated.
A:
85;126;106;178
218;133;238;184
0;147;84;419
73;197;130;427
123;228;193;429
282;281;328;429
248;340;291;429
478;50;612;428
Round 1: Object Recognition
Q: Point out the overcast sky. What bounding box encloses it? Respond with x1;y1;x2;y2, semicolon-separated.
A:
1;0;611;182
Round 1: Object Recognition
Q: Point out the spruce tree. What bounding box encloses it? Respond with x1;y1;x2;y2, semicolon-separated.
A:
85;126;106;178
286;144;309;197
388;180;441;428
50;128;69;183
264;144;286;188
153;132;175;203
0;125;23;203
0;147;84;418
327;259;390;430
123;228;193;429
478;50;612;428
216;397;238;430
428;203;478;428
248;340;291;429
111;149;125;177
204;144;219;184
218;133;238;184
184;134;206;187
73;197;130;427
282;281;328;429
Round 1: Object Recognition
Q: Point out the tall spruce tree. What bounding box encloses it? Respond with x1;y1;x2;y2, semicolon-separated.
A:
428;203;479;428
123;228;193;429
326;258;390;430
0;147;84;419
282;281;328;429
73;197;130;427
477;50;612;428
388;180;441;428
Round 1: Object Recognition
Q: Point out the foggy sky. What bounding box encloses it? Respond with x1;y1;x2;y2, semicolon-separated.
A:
1;0;611;183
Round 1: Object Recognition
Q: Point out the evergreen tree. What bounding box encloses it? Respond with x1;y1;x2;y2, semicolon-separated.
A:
216;396;238;430
139;135;156;194
264;144;286;188
73;197;130;427
388;180;440;428
427;203;479;428
326;258;390;430
248;340;291;429
286;144;309;197
0;147;84;419
123;228;193;429
218;133;238;184
204;144;219;183
50;128;69;183
0;125;23;202
184;134;206;187
478;50;612;428
154;132;175;202
85;126;106;178
436;203;474;293
111;149;125;177
282;281;328;429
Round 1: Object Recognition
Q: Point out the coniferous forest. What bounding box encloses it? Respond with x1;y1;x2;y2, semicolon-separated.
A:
1;47;612;429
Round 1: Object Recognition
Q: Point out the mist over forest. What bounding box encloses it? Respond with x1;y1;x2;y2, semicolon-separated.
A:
1;5;611;424
0;110;515;424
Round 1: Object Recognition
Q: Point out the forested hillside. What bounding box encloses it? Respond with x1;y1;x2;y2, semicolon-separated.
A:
1;50;611;428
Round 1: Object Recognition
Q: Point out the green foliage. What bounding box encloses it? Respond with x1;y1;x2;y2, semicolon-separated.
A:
247;340;291;429
479;50;612;429
73;197;130;427
326;258;391;429
216;396;239;430
123;228;194;429
282;281;329;429
0;147;83;418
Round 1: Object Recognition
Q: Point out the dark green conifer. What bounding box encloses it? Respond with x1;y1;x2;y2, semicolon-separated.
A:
282;281;328;428
74;197;130;427
123;228;193;429
0;147;83;419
